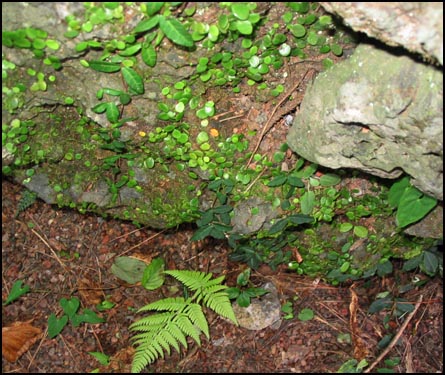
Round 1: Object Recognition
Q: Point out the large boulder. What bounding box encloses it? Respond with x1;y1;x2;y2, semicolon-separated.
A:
287;43;443;200
319;2;443;65
287;3;443;201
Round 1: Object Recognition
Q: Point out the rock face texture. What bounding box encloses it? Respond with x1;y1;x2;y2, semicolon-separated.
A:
287;43;443;200
287;3;443;201
319;2;443;65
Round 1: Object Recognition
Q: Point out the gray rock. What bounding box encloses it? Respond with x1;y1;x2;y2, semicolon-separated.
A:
287;43;443;200
232;282;282;331
320;2;443;65
231;197;278;235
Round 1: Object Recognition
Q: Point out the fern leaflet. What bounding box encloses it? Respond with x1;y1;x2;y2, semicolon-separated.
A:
130;268;238;373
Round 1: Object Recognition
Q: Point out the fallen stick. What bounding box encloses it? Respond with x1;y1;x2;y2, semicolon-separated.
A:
364;294;423;373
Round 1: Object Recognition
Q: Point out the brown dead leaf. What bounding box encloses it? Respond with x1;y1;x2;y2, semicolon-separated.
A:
78;277;104;306
98;346;135;373
349;286;369;360
2;320;42;362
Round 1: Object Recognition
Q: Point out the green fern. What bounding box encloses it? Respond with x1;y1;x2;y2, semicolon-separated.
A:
15;189;37;218
130;269;238;373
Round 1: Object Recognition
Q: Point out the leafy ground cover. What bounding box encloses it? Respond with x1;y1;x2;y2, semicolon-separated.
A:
2;179;443;373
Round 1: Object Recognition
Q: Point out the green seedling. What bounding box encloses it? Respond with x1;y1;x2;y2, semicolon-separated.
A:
225;268;269;307
47;297;105;339
3;280;30;305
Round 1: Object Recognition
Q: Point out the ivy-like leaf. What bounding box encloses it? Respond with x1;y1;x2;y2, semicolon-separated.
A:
396;187;436;228
3;280;30;305
141;258;165;290
159;17;194;47
88;60;121;73
71;309;105;327
60;297;80;319
122;67;144;95
47;314;68;338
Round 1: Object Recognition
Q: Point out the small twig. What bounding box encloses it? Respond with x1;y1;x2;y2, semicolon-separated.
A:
244;167;267;193
364;295;423;373
31;228;67;270
246;68;315;167
109;225;150;243
107;229;167;261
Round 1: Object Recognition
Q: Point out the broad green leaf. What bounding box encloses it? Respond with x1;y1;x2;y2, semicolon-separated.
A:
190;224;213;241
142;43;157;67
377;260;393;277
300;191;315;215
111;256;147;284
122;67;144;95
421;251;439;276
225;287;240;299
402;255;422;272
103;88;124;96
231;3;250;20
89;352;110;366
71;308;105;327
88;60;121;73
396;188;436;228
47;313;68;338
298;308;314;321
267;174;287;187
268;218;288;235
353;225;368;238
287;175;304;187
319;173;341;186
388;177;410;208
141;258;166;290
60;297;80;319
331;44;343;56
236;292;251;307
243;287;269;298
339;222;353;232
118;43;142;56
119;92;132;105
289;24;306;38
146;2;164;16
3;280;30;305
105;102;120;123
159;17;194;47
235;20;253;35
236;268;250;286
133;15;160;34
288;214;314;225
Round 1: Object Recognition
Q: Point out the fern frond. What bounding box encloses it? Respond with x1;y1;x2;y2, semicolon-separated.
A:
184;303;209;339
132;319;189;373
130;269;239;373
164;270;214;292
129;312;172;329
173;314;202;345
137;297;189;313
203;291;238;324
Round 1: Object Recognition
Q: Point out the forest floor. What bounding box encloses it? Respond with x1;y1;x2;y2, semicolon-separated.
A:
2;179;443;373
